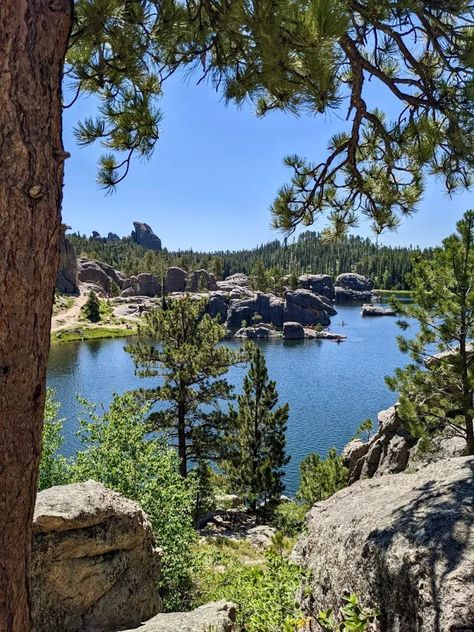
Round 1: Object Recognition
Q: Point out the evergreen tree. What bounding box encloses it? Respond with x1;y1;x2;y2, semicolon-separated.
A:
386;211;474;454
297;448;348;507
225;344;289;515
250;257;269;292
209;255;224;280
126;297;241;476
83;290;101;322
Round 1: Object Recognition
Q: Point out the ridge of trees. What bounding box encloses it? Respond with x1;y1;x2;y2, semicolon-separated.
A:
70;231;432;290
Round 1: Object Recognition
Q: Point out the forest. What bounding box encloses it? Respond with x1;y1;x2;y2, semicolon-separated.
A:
70;231;432;290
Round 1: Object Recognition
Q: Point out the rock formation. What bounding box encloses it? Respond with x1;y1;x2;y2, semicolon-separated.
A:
31;480;161;632
107;232;120;241
186;269;218;292
298;274;335;301
78;259;124;295
334;273;374;302
122;273;161;297
283;322;305;340
131;221;162;251
295;456;474;632
124;601;237;632
165;266;187;293
283;289;337;325
56;225;79;294
361;304;395;316
343;406;417;484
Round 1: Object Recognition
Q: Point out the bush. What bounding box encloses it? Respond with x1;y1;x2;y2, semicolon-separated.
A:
69;393;197;611
316;594;380;631
39;389;70;491
272;500;307;537
297;448;348;507
195;533;307;632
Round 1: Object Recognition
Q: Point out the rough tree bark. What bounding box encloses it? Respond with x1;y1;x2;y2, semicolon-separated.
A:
0;1;72;629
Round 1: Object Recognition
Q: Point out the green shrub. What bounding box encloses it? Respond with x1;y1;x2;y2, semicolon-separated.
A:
82;290;101;322
39;389;70;491
69;393;197;611
272;501;307;537
316;594;379;631
194;533;307;631
297;448;348;507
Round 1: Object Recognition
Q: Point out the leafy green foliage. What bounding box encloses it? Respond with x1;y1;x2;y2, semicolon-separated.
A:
316;594;380;632
225;343;290;514
272;500;308;538
195;533;307;632
69;393;197;611
297;448;348;507
82;290;101;322
386;210;474;454
126;296;242;476
250;258;270;292
39;389;70;491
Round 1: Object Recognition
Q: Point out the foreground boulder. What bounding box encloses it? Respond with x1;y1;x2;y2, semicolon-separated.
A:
283;321;305;339
31;481;161;632
124;601;237;632
165;266;187;293
295;457;474;632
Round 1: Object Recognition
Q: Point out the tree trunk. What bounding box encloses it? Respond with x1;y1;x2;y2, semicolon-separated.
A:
0;2;72;629
178;400;187;477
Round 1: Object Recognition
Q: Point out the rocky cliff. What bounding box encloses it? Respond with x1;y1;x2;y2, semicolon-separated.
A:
295;456;474;632
56;225;79;294
131;221;162;251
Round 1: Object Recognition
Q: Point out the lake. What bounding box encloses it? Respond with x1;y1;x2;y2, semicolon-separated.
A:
47;303;409;494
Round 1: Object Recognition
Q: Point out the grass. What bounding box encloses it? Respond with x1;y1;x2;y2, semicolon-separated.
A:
374;288;413;299
51;325;137;344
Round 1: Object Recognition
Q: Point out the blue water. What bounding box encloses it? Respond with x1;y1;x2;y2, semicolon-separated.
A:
47;304;409;494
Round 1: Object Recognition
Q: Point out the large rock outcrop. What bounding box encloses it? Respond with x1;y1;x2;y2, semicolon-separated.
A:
124;601;237;632
343;406;417;484
295;457;474;632
31;481;161;632
122;273;161;297
78;260;125;294
226;292;285;328
283;289;337;326
187;269;218;292
165;266;187;293
298;274;335;301
131;222;162;251
334;273;374;302
56;225;79;294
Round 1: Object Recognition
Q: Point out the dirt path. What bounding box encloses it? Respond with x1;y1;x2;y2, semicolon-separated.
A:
51;292;87;333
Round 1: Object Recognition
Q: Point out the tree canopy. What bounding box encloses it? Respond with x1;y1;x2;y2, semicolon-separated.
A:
69;0;474;235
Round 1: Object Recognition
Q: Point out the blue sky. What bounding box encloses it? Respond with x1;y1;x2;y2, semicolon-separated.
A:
62;72;472;252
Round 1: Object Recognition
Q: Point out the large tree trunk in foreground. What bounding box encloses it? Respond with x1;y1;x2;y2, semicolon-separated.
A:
0;2;72;629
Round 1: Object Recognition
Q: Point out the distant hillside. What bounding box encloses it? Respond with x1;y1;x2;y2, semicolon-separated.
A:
69;231;433;290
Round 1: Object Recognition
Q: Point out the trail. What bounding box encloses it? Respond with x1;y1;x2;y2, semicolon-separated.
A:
51;292;87;333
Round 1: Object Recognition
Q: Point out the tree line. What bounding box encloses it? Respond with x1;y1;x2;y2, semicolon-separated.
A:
70;231;432;290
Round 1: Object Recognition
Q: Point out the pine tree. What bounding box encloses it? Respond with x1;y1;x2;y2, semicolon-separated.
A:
386;210;474;454
225;344;290;515
126;297;241;476
297;448;348;507
250;257;269;292
83;290;101;323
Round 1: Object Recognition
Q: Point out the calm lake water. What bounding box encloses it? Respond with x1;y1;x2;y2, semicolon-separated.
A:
47;304;409;494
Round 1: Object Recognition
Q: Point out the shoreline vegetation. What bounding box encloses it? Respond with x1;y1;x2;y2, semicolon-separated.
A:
51;325;138;344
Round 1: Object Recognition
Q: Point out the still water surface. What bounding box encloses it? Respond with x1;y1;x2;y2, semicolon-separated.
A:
47;304;409;494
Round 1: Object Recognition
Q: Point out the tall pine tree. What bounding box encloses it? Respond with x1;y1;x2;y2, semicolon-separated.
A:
225;344;290;515
387;210;474;454
126;296;241;476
